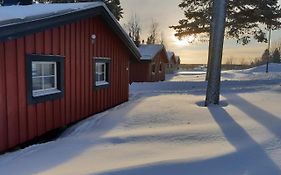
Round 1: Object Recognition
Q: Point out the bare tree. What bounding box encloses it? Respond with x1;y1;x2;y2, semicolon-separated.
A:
147;20;160;44
160;32;167;47
124;14;142;46
240;58;246;65
250;57;263;67
224;57;234;65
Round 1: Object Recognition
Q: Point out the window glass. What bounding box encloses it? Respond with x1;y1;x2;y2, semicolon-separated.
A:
32;63;42;77
32;77;43;91
95;61;109;86
32;62;58;97
43;77;55;89
43;64;55;76
152;64;156;73
101;64;105;72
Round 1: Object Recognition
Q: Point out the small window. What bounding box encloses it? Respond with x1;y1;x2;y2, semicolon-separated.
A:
32;62;59;97
94;57;111;88
152;64;156;74
159;62;162;72
26;54;64;104
96;62;108;86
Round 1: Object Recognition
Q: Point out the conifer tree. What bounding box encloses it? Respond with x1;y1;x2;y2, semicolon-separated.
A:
170;0;281;45
48;0;123;21
262;49;270;63
103;0;123;21
272;48;281;63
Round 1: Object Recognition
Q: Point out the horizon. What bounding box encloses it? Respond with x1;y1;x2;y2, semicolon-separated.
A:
120;0;281;64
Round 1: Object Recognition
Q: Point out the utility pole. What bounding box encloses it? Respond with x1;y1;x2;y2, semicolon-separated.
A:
205;0;228;105
266;27;272;73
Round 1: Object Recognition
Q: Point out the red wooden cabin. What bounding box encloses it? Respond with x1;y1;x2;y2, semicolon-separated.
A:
0;2;140;152
130;44;169;83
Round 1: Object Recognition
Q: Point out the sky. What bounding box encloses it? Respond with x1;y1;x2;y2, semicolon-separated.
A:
120;0;281;64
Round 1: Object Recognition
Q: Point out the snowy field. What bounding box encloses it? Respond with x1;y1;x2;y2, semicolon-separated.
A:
0;64;281;175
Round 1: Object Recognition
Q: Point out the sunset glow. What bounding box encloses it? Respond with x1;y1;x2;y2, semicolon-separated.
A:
172;35;196;47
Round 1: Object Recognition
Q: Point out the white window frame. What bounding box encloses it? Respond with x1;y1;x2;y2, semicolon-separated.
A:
95;62;109;86
32;61;60;97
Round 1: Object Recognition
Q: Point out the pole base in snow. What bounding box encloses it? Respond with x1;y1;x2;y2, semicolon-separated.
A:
205;99;220;106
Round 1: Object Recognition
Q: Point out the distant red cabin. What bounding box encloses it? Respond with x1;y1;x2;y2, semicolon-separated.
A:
0;2;140;152
130;44;169;83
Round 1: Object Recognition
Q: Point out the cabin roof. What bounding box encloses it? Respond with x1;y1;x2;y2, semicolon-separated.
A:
138;44;165;61
0;2;141;60
0;2;99;24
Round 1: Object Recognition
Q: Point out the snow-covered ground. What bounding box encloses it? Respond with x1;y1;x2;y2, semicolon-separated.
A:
0;64;281;175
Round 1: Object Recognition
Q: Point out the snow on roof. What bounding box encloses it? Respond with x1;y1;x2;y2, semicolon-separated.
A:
138;44;164;61
0;2;103;24
166;51;175;61
0;2;141;60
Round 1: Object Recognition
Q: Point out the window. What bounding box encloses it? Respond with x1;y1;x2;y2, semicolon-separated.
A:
94;57;111;88
152;64;156;74
159;62;162;72
32;62;59;97
96;62;108;86
26;54;64;104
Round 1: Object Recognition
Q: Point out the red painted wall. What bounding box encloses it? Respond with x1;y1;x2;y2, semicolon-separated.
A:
130;49;167;82
129;61;150;83
0;16;131;152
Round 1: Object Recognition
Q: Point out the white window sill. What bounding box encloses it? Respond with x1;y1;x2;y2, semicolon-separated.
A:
33;89;61;97
96;81;109;86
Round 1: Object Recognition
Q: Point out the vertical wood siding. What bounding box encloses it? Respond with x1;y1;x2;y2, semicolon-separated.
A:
0;16;131;152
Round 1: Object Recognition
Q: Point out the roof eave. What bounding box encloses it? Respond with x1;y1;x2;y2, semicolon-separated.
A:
0;4;141;61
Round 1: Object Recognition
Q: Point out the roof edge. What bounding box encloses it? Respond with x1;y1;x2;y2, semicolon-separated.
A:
0;3;141;61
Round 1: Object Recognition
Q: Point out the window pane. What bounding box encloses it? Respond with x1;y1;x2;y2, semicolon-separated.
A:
43;77;55;89
32;77;43;91
32;63;42;77
99;74;105;81
95;61;109;85
101;64;105;72
43;63;55;76
152;65;156;73
96;63;101;73
96;73;100;81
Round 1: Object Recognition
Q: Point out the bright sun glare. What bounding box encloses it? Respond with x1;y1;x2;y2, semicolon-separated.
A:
173;35;195;47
